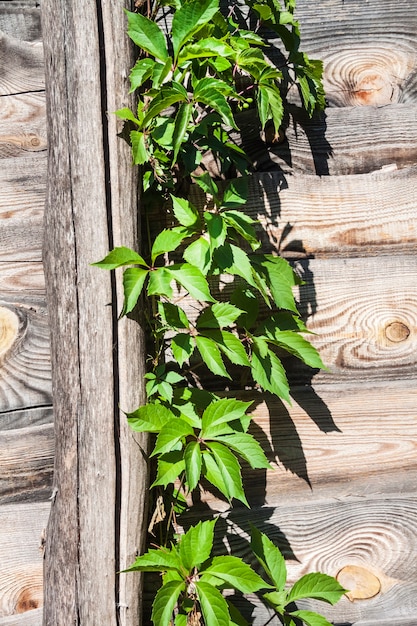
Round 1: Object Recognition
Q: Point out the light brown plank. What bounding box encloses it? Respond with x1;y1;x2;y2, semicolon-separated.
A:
0;93;46;159
0;296;51;413
0;263;45;292
0;34;44;96
191;167;417;258
234;104;417;176
0;502;49;620
0;423;53;503
0;608;42;626
0;2;42;42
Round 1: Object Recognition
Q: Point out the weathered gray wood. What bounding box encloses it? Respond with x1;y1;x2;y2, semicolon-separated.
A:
0;502;49;621
0;93;46;159
0;156;46;262
0;2;41;42
0;423;53;503
0;406;53;431
0;296;51;414
0;33;43;96
234;104;417;176
41;0;147;624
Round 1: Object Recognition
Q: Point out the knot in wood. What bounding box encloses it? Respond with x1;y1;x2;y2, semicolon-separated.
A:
336;564;381;601
0;306;19;357
385;321;410;343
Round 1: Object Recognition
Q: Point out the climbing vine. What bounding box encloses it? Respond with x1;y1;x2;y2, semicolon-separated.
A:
95;0;346;624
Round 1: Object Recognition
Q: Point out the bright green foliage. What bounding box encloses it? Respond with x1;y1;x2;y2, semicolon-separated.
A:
93;1;345;625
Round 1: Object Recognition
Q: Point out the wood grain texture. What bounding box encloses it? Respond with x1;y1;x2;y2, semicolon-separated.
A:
182;497;417;625
0;406;53;431
0;33;44;96
0;423;53;503
233;104;417;176
0;608;42;626
0;502;49;620
0;264;45;291
41;0;147;624
0;2;42;42
0;93;46;159
195;383;417;509
0;155;46;262
191;167;417;258
272;0;417;106
0;297;51;414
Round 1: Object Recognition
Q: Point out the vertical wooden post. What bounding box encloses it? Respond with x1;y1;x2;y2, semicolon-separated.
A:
41;0;148;624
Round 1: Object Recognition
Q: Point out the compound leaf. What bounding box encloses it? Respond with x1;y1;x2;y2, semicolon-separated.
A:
151;580;186;626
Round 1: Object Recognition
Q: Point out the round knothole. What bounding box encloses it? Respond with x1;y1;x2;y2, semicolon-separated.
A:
336;564;381;601
385;321;410;343
0;306;19;357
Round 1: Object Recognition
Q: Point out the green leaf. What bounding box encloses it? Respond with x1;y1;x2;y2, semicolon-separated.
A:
202;556;269;593
195;335;230;379
251;337;290;402
197;303;243;329
252;255;299;312
213;243;259;291
121;267;148;316
171;0;220;59
179;519;216;571
92;246;148;270
231;287;259;329
206;442;248;505
178;38;233;64
171;195;200;228
193;171;219;200
115;107;139;124
270;331;326;370
129;57;156;92
167;264;215;302
126;10;168;62
195;85;237;129
130;131;148;165
215;433;271;469
158;301;190;329
142;83;188;127
287;572;347;605
222;210;260;251
202;449;229;499
152;450;186;488
183;237;211;275
172;102;193;163
201;398;252;438
262;590;287;611
125;546;182;573
250;526;287;591
147;267;173;298
171;333;195;367
127;403;173;433
207;330;250;367
184;440;202;492
151;580;186;626
205;212;227;251
289;610;334;626
152;418;194;456
222;178;248;208
151;227;189;263
195;581;230;626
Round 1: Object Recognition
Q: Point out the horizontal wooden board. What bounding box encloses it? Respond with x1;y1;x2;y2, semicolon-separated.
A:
0;155;46;262
0;608;42;626
194;383;417;509
0;263;45;292
0;406;53;431
0;33;44;96
274;0;417;106
233;104;417;176
0;296;51;413
0;423;53;503
191;167;417;258
0;2;41;43
0;502;48;619
0;92;46;159
182;497;417;625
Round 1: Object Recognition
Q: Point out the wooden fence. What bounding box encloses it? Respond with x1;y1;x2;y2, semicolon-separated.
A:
0;1;416;625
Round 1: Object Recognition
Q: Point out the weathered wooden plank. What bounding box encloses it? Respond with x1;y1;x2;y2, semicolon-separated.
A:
183;497;417;625
278;0;417;106
41;0;148;624
195;383;417;509
0;297;51;413
0;608;42;626
0;33;44;96
0;423;53;503
0;263;45;291
0;155;46;262
0;2;41;42
234;104;417;176
0;406;53;431
0;502;49;620
190;167;417;258
0;93;46;159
